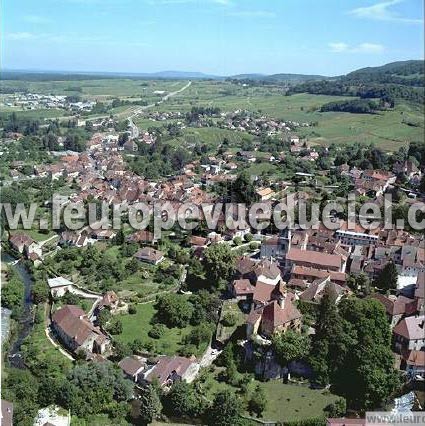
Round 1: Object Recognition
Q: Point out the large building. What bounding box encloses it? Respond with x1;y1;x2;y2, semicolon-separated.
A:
52;305;111;356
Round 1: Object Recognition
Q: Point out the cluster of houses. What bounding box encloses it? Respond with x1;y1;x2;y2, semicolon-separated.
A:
339;163;422;196
226;220;424;379
118;354;199;390
0;92;95;112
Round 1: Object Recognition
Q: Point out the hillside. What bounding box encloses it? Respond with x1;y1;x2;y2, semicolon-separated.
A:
287;60;424;105
344;60;424;86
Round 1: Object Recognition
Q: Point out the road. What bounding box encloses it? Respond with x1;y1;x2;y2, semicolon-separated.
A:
199;343;222;368
129;80;192;119
126;81;192;136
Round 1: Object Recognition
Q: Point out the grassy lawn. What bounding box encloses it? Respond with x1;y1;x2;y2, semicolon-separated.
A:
0;108;66;120
258;381;339;423
162;126;253;153
115;302;207;357
21;304;73;373
9;228;57;243
216;300;246;344
198;367;339;423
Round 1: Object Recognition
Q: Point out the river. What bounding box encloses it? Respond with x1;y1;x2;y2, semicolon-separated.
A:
1;251;35;368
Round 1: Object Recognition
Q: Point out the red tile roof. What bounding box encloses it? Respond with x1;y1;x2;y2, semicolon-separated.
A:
287;248;342;270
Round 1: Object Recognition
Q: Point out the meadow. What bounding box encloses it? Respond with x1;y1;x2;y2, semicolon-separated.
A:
198;366;340;423
115;301;208;357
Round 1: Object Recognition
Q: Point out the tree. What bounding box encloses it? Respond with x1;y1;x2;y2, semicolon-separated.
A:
248;385;267;417
108;318;123;335
375;262;398;291
59;362;133;418
203;243;236;285
311;297;400;410
149;323;166;339
163;381;205;418
139;385;162;424
154;293;193;328
207;390;244;426
309;287;348;386
272;330;310;366
97;308;112;328
114;229;125;245
32;281;49;304
232;172;257;204
114;341;132;360
221;312;237;327
184;323;212;348
324;398;346;418
347;273;371;295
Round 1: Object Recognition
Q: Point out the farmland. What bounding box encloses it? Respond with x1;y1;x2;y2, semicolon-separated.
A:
1;78;423;150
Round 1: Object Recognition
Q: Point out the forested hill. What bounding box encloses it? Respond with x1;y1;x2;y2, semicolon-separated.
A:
287;60;424;106
344;60;424;86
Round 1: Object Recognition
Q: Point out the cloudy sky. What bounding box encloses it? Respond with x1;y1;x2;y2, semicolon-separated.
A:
2;0;424;75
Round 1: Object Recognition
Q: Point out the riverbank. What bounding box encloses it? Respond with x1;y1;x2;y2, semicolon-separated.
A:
1;251;35;368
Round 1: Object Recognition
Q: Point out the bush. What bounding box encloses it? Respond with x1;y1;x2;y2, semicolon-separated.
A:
221;312;237;327
244;233;254;242
249;241;260;250
108;318;123;335
128;305;137;315
148;323;166;339
233;236;242;246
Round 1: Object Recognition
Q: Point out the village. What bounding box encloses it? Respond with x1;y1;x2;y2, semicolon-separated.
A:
1;94;424;426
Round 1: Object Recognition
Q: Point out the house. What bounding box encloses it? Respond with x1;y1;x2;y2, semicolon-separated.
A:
47;277;74;298
88;228;116;241
52;305;111;356
230;279;255;300
253;281;279;307
145;355;199;389
370;293;418;328
123;139;138;152
60;231;88;248
252;259;282;286
402;350;425;380
290;265;347;286
134;247;164;265
247;291;302;338
1;400;13;426
393;315;425;352
189;235;209;247
118;356;148;383
126;230;156;245
335;230;379;247
299;276;350;304
285;248;344;273
9;232;34;254
97;291;119;312
34;405;71;426
256;187;274;201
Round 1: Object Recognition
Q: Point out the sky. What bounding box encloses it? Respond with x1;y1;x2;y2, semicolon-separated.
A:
1;0;424;76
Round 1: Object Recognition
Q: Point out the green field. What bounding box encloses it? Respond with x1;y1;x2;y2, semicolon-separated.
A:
115;302;207;357
198;366;339;423
21;304;73;373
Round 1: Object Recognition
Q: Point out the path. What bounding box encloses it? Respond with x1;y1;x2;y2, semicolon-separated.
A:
38;234;59;247
44;327;74;360
198;343;222;368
